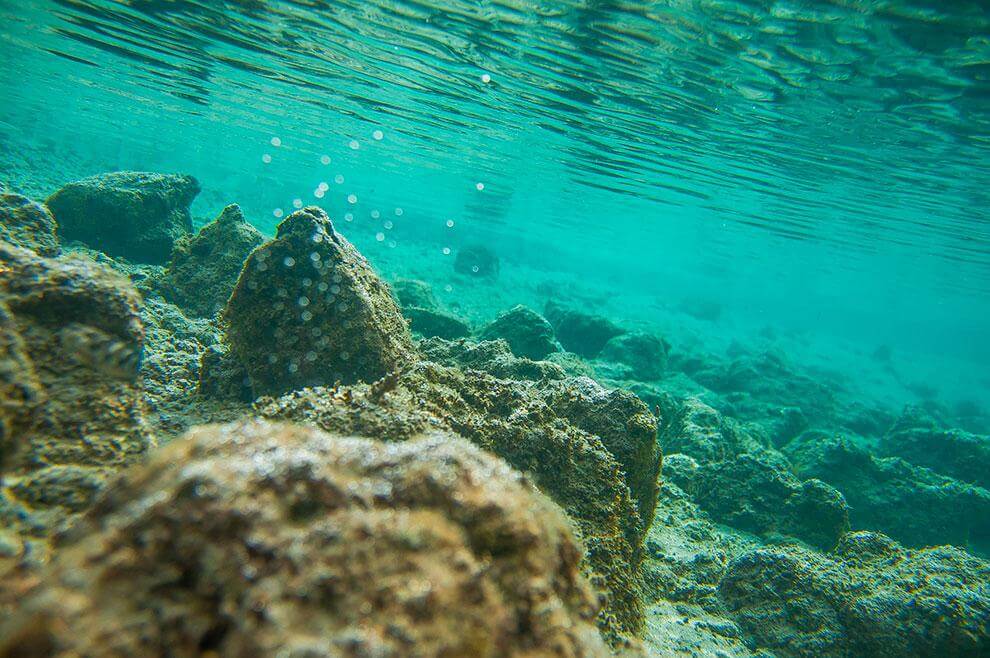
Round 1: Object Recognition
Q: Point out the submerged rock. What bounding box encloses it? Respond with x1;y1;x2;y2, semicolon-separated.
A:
158;204;264;317
391;277;438;309
545;300;625;358
784;431;990;554
419;337;567;381
480;304;560;360
0;242;150;542
454;243;499;277
223;206;414;396
258;360;661;642
0;420;608;657
599;331;669;380
404;306;471;340
720;532;990;657
46;171;200;264
0;193;59;257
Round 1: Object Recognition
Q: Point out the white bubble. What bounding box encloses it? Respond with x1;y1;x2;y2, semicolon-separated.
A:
292;198;303;209
314;189;325;199
318;282;328;292
310;252;321;263
344;213;354;222
335;174;345;184
442;247;451;255
372;129;384;140
444;284;453;292
262;153;272;164
394;207;403;216
288;362;299;373
284;257;295;267
371;209;380;219
305;351;317;362
375;232;385;242
273;208;284;218
480;73;491;84
347;194;358;204
320;154;331;165
445;219;454;228
475;182;485;191
270;136;282;147
348;139;360;150
330;284;341;294
472;265;479;273
384;220;393;230
312;232;324;243
388;240;396;248
298;296;310;307
318;182;329;192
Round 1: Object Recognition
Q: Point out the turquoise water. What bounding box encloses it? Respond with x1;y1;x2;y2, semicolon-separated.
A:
1;0;988;413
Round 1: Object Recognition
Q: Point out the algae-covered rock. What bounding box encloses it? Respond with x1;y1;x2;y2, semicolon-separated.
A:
392;277;438;309
545;300;625;358
46;171;200;264
0;193;59;257
404;305;471;339
660;398;767;464
599;331;669;380
784;431;990;554
881;406;990;489
418;337;567;381
224;206;414;396
159;204;264;317
480;304;560;360
454;243;499;277
692;452;850;550
0;242;150;541
258;360;661;642
0;420;608;657
720;532;990;657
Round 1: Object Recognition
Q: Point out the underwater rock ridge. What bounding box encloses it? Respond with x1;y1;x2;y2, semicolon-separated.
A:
223;206;415;397
0;420;609;657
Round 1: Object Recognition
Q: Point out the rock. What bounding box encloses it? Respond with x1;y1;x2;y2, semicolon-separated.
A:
545;300;625;358
46;171;200;264
0;193;59;256
198;344;253;403
692;452;850;550
258;360;661;642
0;420;608;657
660;398;767;465
418;337;567;381
784;431;990;554
404;306;471;339
454;244;499;277
0;242;150;543
720;532;990;657
880;406;990;488
158;204;264;317
223;206;415;396
480;305;559;360
599;331;669;380
391;277;438;309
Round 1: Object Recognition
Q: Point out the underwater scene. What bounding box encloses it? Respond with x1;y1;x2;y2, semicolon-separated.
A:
0;0;989;655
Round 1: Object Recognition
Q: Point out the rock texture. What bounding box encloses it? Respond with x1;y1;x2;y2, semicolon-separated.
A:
404;306;471;340
158;204;264;317
480;305;560;360
545;300;625;358
720;532;990;658
0;193;59;257
0;421;608;657
224;207;415;396
599;332;668;381
258;360;661;642
0;242;150;544
46;171;200;264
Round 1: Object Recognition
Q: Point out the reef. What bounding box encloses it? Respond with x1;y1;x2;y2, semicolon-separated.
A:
0;421;608;657
2;175;989;656
46;171;200;264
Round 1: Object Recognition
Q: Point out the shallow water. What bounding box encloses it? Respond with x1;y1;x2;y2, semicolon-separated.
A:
2;2;990;655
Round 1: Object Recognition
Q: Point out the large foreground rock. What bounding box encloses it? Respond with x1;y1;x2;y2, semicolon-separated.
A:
720;532;990;657
46;171;199;264
158;204;264;317
0;421;607;657
0;242;150;544
258;361;661;642
224;206;414;396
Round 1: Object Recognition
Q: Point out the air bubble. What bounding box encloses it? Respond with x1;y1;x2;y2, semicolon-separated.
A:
314;189;325;199
293;198;303;209
320;154;331;165
344;213;354;222
475;182;485;191
312;232;324;243
442;247;451;255
270;136;282;147
335;174;345;184
301;310;313;322
383;220;393;230
273;208;283;218
445;219;454;227
348;194;358;204
376;232;385;242
480;73;491;84
288;362;299;373
372;129;384;140
371;209;380;219
348;139;360;150
310;252;321;262
262;154;272;164
284;257;296;267
298;296;310;307
472;265;479;273
318;182;329;192
394;207;404;216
